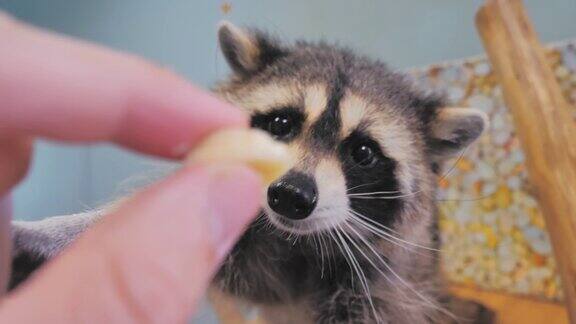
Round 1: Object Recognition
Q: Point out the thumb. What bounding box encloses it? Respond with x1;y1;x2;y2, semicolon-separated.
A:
0;164;261;323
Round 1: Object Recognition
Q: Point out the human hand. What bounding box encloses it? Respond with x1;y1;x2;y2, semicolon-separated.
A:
0;11;261;323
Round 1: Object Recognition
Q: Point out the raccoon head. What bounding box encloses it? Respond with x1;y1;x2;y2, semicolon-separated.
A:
215;22;487;243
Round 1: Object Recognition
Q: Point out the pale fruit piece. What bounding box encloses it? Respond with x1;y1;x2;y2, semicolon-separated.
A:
187;128;291;184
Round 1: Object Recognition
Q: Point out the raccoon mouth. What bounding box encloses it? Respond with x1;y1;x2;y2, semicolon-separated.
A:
262;205;348;235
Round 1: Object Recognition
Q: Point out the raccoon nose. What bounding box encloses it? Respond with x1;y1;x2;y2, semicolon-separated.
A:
267;173;318;220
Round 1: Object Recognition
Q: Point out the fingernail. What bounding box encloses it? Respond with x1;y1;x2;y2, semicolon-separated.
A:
205;165;261;258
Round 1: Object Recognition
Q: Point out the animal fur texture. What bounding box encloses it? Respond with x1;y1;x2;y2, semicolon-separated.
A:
10;22;494;324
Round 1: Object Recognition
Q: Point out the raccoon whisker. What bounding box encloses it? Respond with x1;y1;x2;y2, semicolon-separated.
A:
345;140;469;197
438;146;470;181
334;224;381;323
269;222;279;235
321;233;330;277
348;209;404;237
346;147;471;203
317;232;325;279
351;212;440;252
317;219;330;279
343;233;451;323
292;234;300;246
310;231;325;278
311;233;318;250
349;196;400;200
347;190;402;196
343;222;459;322
348;212;429;255
286;229;296;243
343;148;466;195
326;228;357;288
342;222;413;302
255;213;278;236
349;210;440;252
265;219;279;236
319;220;333;277
253;212;268;227
435;192;497;202
335;225;372;295
346;214;437;261
353;225;436;262
346;181;382;193
309;233;317;252
348;190;423;200
264;214;306;242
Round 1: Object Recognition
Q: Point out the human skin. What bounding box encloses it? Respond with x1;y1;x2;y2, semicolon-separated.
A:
0;11;261;323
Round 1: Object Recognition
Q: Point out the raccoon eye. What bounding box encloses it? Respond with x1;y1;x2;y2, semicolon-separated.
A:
268;114;293;139
251;108;303;142
351;143;377;167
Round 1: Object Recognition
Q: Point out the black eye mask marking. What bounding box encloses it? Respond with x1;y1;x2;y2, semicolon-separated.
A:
339;131;401;228
251;107;304;142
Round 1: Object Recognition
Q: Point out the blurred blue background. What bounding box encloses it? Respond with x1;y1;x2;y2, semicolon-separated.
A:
0;0;574;323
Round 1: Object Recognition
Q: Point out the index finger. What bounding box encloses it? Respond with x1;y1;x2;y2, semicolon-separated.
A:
0;12;244;158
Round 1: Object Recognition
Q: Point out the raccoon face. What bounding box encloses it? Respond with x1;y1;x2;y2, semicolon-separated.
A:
215;22;487;238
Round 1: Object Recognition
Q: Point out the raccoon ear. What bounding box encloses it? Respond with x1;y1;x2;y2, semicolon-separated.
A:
218;21;285;76
428;107;488;160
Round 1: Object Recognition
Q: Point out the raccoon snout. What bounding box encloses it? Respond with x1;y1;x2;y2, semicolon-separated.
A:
267;172;318;220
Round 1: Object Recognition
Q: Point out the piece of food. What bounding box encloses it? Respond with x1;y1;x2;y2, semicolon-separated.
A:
187;128;291;184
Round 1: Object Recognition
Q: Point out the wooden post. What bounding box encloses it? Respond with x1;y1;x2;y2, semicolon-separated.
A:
476;0;576;321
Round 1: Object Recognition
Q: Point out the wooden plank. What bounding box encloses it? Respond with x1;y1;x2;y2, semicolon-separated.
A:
451;285;569;324
476;0;576;321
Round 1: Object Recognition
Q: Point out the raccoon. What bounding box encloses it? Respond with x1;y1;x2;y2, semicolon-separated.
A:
10;22;493;324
